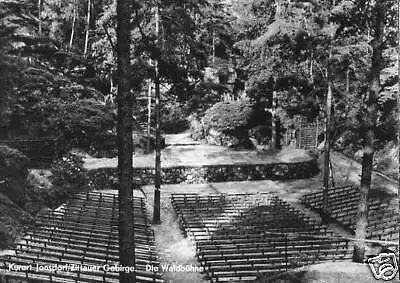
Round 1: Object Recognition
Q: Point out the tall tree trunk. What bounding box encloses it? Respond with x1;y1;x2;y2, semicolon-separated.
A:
153;3;161;224
84;0;91;56
353;0;385;263
309;50;313;83
69;0;76;51
397;0;400;229
147;79;152;154
38;0;42;36
322;36;333;220
212;31;215;67
116;0;135;281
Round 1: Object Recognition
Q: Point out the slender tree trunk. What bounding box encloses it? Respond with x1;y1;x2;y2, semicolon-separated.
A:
147;79;152;153
298;117;302;148
116;0;135;281
84;0;91;56
271;92;277;150
69;0;76;51
353;0;385;263
212;31;215;67
38;0;42;36
153;3;161;224
309;50;313;84
110;76;114;95
322;36;333;220
397;0;400;236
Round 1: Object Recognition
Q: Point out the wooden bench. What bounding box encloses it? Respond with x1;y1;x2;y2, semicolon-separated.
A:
171;193;351;282
0;191;163;283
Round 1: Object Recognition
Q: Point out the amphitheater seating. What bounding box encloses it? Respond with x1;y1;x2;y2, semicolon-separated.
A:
171;193;351;282
301;186;399;244
0;191;163;283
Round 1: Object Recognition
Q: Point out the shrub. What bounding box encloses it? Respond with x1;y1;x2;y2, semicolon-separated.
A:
43;152;88;208
41;99;115;150
0;146;31;208
161;102;189;134
0;199;33;249
0;145;29;179
201;100;256;148
0;146;35;249
202;100;253;134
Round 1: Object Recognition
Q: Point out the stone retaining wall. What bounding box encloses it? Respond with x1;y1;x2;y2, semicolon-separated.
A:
88;159;319;190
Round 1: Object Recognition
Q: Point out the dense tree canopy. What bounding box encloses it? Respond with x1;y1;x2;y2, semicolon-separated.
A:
0;0;397;156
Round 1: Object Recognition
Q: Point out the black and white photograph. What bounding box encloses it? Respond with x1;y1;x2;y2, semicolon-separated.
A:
0;0;398;282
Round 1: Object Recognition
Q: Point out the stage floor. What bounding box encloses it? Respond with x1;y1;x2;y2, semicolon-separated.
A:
84;133;312;169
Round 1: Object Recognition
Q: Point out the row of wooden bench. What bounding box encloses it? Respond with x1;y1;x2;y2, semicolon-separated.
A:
171;193;351;282
301;188;399;243
174;195;322;224
0;191;163;283
301;191;387;213
171;193;278;207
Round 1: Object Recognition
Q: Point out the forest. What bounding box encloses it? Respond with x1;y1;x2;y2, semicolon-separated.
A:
0;0;397;168
0;0;398;280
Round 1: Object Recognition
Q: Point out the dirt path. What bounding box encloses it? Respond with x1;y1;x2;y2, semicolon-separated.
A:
84;140;312;170
269;261;400;283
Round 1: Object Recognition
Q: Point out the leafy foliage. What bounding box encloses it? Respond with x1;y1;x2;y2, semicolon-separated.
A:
45;152;88;208
161;102;189;134
0;0;397;164
0;145;29;179
40;99;114;149
0;145;44;214
202;100;253;133
230;0;397;156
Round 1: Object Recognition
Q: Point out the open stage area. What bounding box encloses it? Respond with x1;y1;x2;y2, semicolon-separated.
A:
84;133;313;170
